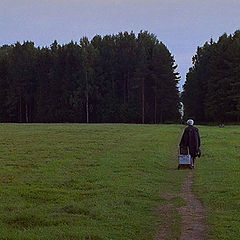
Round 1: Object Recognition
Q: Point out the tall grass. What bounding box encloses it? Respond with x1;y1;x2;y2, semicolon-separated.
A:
0;124;184;240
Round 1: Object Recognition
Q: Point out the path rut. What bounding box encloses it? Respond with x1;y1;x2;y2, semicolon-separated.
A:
178;171;207;240
155;170;208;240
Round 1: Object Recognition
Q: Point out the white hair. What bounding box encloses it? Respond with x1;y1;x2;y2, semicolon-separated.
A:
187;119;194;125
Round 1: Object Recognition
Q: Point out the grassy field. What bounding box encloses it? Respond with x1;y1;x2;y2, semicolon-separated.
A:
0;124;185;240
2;123;239;240
194;125;240;240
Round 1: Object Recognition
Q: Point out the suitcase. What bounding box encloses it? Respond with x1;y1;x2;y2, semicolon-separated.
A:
178;147;191;169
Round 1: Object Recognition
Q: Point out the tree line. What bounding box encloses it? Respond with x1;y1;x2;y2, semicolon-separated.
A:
0;31;180;123
182;30;240;123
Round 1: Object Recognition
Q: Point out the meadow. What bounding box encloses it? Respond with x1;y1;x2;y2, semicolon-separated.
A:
194;125;240;240
1;123;240;240
0;124;185;240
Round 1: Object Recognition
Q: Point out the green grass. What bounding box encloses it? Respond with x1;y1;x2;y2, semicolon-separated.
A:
194;125;240;240
0;124;185;240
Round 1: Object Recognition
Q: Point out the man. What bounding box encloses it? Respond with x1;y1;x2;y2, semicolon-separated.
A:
179;119;201;169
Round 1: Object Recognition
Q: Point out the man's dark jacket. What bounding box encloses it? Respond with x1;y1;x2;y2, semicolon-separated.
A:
179;125;200;157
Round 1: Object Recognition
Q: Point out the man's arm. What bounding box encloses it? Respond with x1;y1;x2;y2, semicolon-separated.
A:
197;129;200;148
179;129;188;147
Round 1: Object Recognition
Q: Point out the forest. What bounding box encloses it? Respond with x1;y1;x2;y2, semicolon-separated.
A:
182;30;240;123
0;31;180;123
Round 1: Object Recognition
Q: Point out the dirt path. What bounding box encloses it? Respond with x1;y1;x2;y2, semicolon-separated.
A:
178;171;207;240
155;170;207;240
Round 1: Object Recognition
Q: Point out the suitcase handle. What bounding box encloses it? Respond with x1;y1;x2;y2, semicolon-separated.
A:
179;146;190;155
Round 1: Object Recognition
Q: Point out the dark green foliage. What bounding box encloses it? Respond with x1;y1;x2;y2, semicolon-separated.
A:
0;31;180;123
182;30;240;123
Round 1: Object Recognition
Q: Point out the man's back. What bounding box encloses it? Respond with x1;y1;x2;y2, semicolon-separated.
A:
180;125;200;157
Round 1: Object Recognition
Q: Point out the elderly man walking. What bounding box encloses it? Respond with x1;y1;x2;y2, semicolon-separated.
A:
179;119;201;169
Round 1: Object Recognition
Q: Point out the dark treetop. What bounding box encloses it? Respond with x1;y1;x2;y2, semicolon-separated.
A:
182;30;240;123
0;31;180;123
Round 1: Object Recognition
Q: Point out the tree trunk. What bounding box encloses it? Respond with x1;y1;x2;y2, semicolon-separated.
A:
154;77;157;124
86;71;89;123
123;73;126;105
25;103;29;123
127;70;130;101
142;77;145;124
112;76;115;97
160;107;163;123
19;95;22;123
154;93;157;124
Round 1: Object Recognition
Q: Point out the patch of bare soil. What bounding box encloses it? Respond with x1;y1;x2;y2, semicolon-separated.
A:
178;171;207;240
155;171;207;240
155;193;175;240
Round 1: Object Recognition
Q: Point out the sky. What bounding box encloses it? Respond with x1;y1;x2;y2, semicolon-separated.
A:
1;0;240;91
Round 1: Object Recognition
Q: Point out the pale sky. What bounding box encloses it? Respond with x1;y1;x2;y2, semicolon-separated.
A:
1;0;240;90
